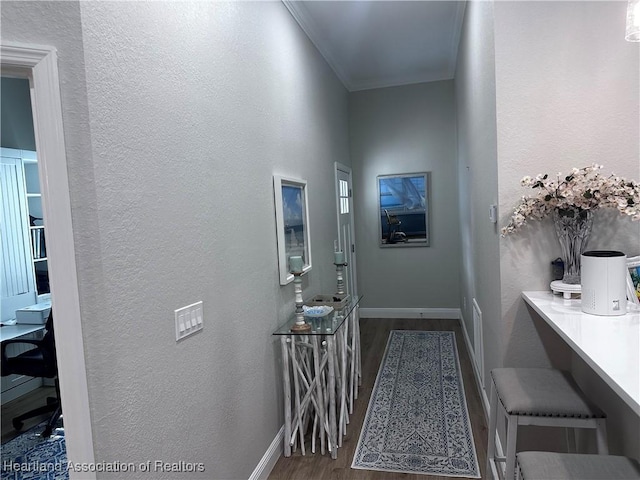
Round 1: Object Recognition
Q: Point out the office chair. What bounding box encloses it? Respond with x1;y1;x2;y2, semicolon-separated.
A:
384;209;407;244
1;311;62;437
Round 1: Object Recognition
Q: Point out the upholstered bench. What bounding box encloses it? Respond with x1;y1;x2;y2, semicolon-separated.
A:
487;368;608;480
517;452;640;479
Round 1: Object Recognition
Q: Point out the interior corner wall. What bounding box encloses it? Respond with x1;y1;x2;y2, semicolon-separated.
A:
349;81;460;310
3;1;350;478
494;0;640;458
0;77;36;150
453;0;501;391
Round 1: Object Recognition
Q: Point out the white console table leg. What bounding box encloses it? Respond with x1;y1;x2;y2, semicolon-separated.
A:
355;306;362;388
311;335;326;455
290;335;306;455
281;336;292;457
338;321;348;445
326;335;338;459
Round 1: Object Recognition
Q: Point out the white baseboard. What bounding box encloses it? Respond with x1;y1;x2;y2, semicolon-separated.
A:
459;312;489;419
248;426;283;480
359;307;461;319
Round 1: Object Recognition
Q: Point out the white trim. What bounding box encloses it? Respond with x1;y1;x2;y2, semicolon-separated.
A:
471;298;485;388
273;175;312;285
282;0;461;92
459;312;489;420
334;162;358;297
359;307;461;319
1;42;95;479
282;0;350;90
349;71;453;93
248;426;284;480
447;1;467;78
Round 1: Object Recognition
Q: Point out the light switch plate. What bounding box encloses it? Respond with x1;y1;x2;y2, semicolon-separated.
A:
175;301;203;341
489;204;498;224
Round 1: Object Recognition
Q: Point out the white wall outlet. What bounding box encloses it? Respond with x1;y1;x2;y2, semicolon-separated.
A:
175;301;203;341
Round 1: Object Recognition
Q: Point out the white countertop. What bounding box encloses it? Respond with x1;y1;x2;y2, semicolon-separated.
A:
522;291;640;415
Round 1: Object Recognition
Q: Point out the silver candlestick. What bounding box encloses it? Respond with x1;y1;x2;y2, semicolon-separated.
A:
334;261;348;295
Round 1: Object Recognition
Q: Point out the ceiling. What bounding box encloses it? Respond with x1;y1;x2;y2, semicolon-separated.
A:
283;1;466;92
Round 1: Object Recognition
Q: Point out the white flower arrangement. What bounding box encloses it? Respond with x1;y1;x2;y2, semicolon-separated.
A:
501;164;640;236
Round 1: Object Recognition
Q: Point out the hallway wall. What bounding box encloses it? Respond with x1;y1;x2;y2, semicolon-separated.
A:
453;0;500;393
494;0;639;458
455;0;639;459
2;2;350;478
349;81;460;310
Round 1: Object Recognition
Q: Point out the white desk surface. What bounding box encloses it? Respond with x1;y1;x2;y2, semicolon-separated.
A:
0;324;45;343
522;291;640;415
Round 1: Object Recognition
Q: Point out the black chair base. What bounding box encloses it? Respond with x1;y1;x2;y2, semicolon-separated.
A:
12;399;62;437
12;381;63;437
2;311;61;437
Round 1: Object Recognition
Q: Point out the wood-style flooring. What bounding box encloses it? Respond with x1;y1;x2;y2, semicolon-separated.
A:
269;318;488;480
1;385;56;444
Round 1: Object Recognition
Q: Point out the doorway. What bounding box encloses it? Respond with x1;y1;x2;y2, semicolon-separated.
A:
1;43;95;477
335;162;358;297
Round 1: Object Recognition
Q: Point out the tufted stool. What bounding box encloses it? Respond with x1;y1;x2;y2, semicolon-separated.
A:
516;452;640;479
487;368;608;480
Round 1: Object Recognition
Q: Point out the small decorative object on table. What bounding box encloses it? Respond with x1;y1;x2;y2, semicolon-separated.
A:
626;256;640;307
334;250;347;295
305;294;350;310
502;165;640;294
289;256;311;332
302;305;334;317
551;258;564;280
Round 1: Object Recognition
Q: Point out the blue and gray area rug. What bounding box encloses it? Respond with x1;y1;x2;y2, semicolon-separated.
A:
1;422;67;480
352;330;480;477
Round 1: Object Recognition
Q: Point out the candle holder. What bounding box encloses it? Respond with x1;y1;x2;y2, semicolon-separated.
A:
291;272;311;333
334;261;348;295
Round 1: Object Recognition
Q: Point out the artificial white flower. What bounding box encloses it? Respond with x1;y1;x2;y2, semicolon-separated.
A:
501;165;640;236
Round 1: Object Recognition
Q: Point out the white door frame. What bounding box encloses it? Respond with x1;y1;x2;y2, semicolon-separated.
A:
2;42;96;478
334;162;358;297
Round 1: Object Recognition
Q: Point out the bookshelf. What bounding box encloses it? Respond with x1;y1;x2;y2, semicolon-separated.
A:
23;157;49;296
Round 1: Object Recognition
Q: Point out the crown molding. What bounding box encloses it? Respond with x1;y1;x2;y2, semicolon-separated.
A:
282;0;351;90
349;71;454;93
282;0;465;93
448;1;467;77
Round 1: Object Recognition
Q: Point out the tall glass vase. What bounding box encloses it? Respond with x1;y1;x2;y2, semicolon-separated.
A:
552;208;593;284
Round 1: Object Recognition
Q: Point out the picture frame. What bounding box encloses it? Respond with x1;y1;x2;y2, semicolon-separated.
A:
626;255;640;307
274;175;312;285
377;172;430;247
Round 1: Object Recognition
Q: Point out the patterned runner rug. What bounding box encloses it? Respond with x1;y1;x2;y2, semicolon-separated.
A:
1;420;67;480
351;330;480;477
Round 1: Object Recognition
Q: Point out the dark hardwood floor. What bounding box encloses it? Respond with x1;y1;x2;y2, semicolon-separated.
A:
1;385;56;444
269;318;488;480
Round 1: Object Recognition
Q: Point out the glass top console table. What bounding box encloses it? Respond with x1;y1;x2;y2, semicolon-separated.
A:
273;295;362;459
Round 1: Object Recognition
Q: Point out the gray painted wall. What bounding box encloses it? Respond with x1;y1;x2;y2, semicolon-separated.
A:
494;0;639;458
349;81;460;309
1;77;36;150
454;0;639;459
2;1;350;478
453;0;500;392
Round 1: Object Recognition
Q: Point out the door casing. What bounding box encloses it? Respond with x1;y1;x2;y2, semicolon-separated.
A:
1;42;95;478
335;162;358;297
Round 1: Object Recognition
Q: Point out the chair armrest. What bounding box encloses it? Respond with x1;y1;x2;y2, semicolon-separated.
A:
1;339;46;364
